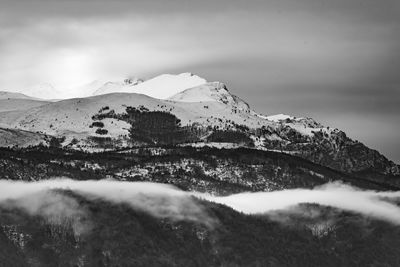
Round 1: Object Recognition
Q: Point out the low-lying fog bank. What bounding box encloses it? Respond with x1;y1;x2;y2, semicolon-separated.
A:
1;178;400;226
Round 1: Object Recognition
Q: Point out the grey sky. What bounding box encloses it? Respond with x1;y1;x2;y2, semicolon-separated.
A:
0;0;399;162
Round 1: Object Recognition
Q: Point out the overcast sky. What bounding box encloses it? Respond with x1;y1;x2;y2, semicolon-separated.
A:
0;0;399;162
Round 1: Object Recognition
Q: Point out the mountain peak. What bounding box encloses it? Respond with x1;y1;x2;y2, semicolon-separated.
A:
168;82;226;102
168;81;251;112
92;72;207;99
16;83;62;100
123;77;144;85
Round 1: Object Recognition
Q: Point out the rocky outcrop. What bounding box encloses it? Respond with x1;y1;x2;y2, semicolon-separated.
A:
260;118;400;176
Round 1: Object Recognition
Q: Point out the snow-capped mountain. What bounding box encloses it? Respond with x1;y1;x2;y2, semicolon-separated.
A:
71;80;110;98
91;77;143;96
15;83;63;100
10;73;208;100
0;73;398;177
168;82;251;113
92;73;207;99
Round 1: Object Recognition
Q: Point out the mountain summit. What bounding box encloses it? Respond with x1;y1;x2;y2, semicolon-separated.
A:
92;73;207;99
168;82;250;113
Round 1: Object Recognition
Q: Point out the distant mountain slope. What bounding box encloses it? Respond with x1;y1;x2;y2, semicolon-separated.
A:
15;83;63;99
0;91;40;100
0;99;50;112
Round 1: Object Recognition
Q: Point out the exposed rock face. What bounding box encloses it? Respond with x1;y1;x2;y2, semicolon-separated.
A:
123;77;143;86
261;118;399;176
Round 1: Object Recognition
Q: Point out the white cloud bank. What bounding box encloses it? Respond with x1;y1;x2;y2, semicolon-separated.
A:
1;179;400;227
0;179;213;227
204;182;400;224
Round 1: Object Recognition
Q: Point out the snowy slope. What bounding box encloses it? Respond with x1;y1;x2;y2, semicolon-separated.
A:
16;83;64;100
91;81;132;96
168;82;251;113
92;73;207;99
168;82;225;102
0;99;50;112
264;114;294;122
0;91;50;113
0;89;272;142
73;80;109;98
0;91;41;100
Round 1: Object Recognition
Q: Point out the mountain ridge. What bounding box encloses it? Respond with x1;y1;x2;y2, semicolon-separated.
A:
0;73;398;178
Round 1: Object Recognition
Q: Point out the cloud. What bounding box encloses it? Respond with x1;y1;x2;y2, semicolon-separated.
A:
1;178;400;229
0;16;226;92
2;190;90;237
203;182;400;225
0;178;216;229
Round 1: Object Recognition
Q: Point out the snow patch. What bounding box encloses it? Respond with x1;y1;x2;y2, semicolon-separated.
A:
264;114;294;122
